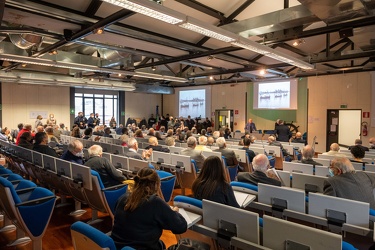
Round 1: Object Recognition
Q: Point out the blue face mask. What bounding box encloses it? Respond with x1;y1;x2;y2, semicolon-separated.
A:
328;168;335;177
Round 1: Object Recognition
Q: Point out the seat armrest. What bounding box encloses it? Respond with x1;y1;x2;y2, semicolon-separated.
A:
102;183;128;191
16;187;36;194
15;195;55;207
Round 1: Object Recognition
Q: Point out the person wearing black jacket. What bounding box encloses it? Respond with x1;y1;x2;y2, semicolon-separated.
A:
111;168;187;249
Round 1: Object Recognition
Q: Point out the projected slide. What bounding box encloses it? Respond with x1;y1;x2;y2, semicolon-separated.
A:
258;81;290;109
179;89;205;118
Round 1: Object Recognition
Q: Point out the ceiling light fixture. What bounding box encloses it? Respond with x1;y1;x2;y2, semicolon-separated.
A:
0;54;188;82
102;0;314;70
102;0;185;24
259;69;266;75
151;66;157;71
48;50;58;55
93;28;104;35
207;56;213;61
292;39;305;47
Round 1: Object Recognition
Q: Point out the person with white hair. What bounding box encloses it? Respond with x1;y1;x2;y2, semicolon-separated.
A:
322;143;346;157
181;136;206;170
300;145;322;166
213;137;238;166
61;139;84;164
324;157;375;209
125;138;152;160
84;145;126;187
237;154;281;186
195;136;212;152
145;136;170;153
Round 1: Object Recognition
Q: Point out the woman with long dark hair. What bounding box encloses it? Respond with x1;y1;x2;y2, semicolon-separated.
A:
192;156;239;207
111;168;187;250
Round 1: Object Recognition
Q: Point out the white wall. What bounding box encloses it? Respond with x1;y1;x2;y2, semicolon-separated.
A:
125;92;161;122
1;82;70;130
307;72;373;153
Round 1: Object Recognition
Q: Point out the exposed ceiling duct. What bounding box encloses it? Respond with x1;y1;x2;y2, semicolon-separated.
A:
8;33;43;50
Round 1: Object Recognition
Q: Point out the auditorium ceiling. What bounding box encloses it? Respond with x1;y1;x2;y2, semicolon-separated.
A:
0;0;375;92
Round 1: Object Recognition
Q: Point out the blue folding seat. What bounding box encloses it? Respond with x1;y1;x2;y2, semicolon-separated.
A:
173;195;203;215
157;170;176;202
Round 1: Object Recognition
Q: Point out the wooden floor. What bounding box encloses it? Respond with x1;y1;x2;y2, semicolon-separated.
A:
0;189;213;250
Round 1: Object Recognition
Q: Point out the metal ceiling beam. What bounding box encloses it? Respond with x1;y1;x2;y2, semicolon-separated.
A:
85;0;103;16
3;9;135;71
309;50;375;63
277;43;309;57
333;41;353;55
134;47;242;69
226;0;255;23
175;0;225;22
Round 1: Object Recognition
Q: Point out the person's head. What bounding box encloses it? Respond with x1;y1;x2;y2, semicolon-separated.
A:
200;129;206;136
84;127;93;136
155;131;162;140
150;114;154;118
95;113;99;117
248;118;252;123
68;140;83;156
207;127;212;133
216;137;226;149
268;135;275;143
88;145;103;157
191;127;197;134
148;136;158;146
45;126;54;135
355;139;362;145
122;127;129;135
185;131;192;139
134;129;143;138
37;115;43;120
350;145;365;159
34;132;48;145
252;154;270;173
24;124;32;131
178;134;185;142
17;123;24;130
71;126;80;136
127;138;138;150
36;125;44;133
212;131;220;139
192;156;228;198
78;112;83;117
160;126;165;132
59;123;65;129
279;119;284;125
125;168;160;211
329;157;355;176
169;116;174;121
20;131;32;142
207;136;214;146
165;136;175;146
224;128;230;135
302;145;315;160
330;143;340;152
90;113;94;118
148;128;155;136
104;127;111;134
166;129;173;137
188;115;191;120
186;136;197;149
198;136;207;145
243;137;251;147
295;132;302;139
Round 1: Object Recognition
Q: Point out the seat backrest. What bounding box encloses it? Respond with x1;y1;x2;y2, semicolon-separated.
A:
156;170;176;203
71;221;116;250
230;181;258;194
173;195;203;215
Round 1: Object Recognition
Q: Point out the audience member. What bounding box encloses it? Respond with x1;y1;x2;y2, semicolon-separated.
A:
237;154;281;186
369;137;375;149
45;126;60;143
134;129;143;138
192;156;239;207
111;167;187;249
292;132;307;145
33;132;58;157
165;136;175;147
350;145;367;163
214;137;238;166
223;128;232;139
84;145;126;187
16;124;33;145
155;131;163;141
103;127;113;138
241;137;256;163
61;140;84;164
195;136;212;152
36;125;45;133
0;127;10;141
322;143;346;157
145;137;170;153
299;145;322;166
35;115;43;130
181;136;206;170
18;131;33;149
324;157;375;209
349;139;369;152
206;136;214;146
212;131;220;140
11;123;23;143
71;126;81;138
116;124;124;135
125;138;152;160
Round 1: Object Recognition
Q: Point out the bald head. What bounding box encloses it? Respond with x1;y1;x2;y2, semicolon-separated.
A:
295;132;302;139
252;154;269;172
302;145;314;160
330;143;340;152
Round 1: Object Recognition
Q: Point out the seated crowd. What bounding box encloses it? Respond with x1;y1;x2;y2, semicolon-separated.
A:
2;114;375;249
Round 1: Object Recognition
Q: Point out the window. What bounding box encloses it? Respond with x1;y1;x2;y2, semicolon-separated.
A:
74;89;118;126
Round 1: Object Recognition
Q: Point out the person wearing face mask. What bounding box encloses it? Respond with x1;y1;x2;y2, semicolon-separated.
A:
61;140;84;164
33;132;59;157
323;157;375;209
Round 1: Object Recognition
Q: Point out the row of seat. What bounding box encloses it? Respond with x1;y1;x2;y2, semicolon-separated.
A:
0;165;56;250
